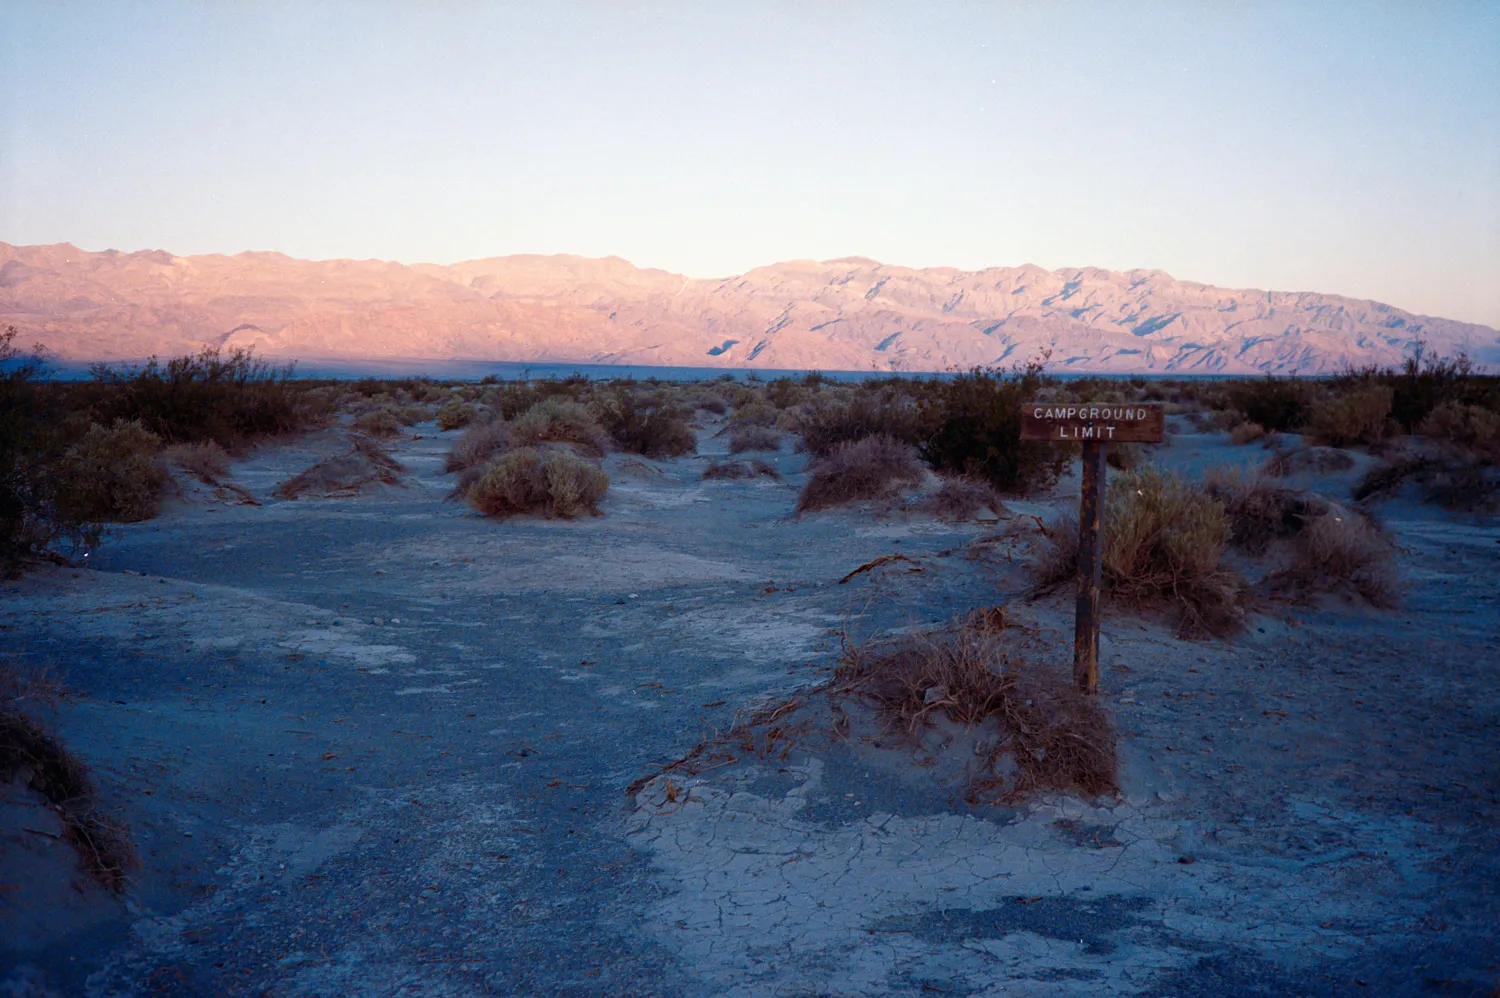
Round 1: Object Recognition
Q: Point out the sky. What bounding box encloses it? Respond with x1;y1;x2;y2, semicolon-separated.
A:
2;1;1498;328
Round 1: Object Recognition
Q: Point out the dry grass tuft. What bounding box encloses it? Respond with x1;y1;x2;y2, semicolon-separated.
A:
1;664;138;892
1031;467;1242;636
835;622;1118;803
163;441;231;484
797;434;925;513
1269;507;1399;607
509;399;608;457
466;448;608;519
275;437;405;499
444;419;509;474
727;424;783;454
702;458;781;481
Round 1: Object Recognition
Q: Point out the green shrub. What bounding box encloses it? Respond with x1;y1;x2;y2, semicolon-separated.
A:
466;448;608;519
916;364;1067;494
87;348;316;451
510;399;608;456
58;419;169;522
597;392;696;458
436;399;479;431
1304;384;1393;447
1226;376;1313;433
486;382;545;420
797;389;923;458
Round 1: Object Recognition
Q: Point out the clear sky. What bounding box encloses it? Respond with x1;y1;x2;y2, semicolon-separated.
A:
3;1;1498;327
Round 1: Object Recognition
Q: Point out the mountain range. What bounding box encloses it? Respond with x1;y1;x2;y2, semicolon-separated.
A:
3;241;1495;374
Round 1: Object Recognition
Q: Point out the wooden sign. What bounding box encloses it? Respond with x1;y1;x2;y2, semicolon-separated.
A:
1020;403;1164;443
1019;402;1163;694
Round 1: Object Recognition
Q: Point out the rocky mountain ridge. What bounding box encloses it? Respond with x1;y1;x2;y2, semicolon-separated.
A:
3;241;1495;374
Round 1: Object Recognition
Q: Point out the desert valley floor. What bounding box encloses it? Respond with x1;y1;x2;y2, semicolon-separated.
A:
2;414;1497;997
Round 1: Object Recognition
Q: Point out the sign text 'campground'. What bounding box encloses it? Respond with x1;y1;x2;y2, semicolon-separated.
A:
1020;403;1165;443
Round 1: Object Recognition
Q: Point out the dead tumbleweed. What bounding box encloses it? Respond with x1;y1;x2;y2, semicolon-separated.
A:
630;615;1117;807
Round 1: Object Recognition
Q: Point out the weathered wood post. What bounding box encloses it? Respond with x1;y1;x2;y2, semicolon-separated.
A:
1074;439;1106;692
1020;402;1165;694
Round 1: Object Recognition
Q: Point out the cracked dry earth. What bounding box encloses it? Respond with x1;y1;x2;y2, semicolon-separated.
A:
2;418;1497;997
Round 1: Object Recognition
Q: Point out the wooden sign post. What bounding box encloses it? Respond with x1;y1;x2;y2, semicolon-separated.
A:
1020;403;1165;694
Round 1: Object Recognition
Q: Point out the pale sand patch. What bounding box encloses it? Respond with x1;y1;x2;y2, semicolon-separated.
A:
626;759;1444;997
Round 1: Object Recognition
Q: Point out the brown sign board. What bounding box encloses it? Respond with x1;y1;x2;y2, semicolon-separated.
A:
1020;402;1165;443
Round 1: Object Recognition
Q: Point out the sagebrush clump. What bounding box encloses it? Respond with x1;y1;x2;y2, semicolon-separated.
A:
509;399;608;457
59;419;170;522
466;448;608;519
1304;384;1394;448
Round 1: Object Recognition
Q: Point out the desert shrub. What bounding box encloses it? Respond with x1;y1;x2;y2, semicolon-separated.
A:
797;389;923;457
917;363;1068;494
445;419;509;474
1335;346;1496;432
1420;402;1500;458
1202;469;1330;555
728;424;783;454
1304;384;1394;447
731;399;779;428
466;448;608;519
510;399;608;457
436;399;479;431
1229;421;1266;445
1225;376;1314;433
597;393;696;458
163;441;231;484
545;452;611;516
1268;508;1398;606
834;621;1117;802
57;419;169;522
702;458;780;481
86;348;315;450
1355;455;1499;511
913;475;1004;521
534;373;593;400
486;382;545;420
796;435;925;513
696;393;728;415
1;661;138;891
275;437;404;499
354;406;404;438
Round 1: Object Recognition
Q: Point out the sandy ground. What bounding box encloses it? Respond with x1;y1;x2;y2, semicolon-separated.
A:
1;416;1497;997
